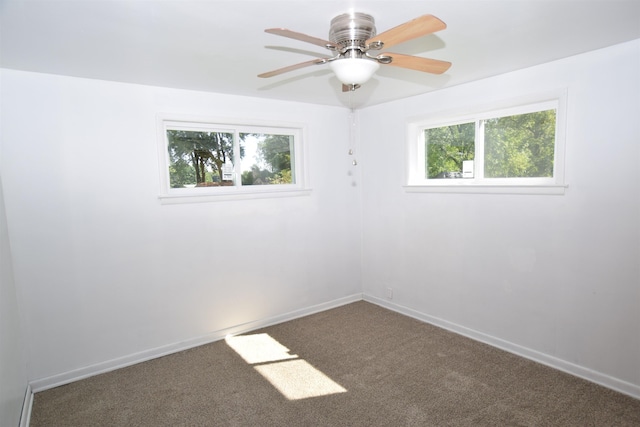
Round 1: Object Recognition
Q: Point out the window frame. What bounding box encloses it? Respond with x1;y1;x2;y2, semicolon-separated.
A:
405;91;568;195
157;114;310;203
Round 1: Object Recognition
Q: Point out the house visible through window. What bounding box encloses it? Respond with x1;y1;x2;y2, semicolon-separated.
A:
158;116;307;202
407;96;566;194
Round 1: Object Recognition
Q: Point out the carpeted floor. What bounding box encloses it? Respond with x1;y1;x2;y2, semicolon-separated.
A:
30;301;640;426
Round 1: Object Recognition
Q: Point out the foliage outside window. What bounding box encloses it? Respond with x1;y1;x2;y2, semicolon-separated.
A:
166;130;237;188
158;117;306;201
407;98;566;193
239;133;294;186
425;122;475;179
483;111;555;178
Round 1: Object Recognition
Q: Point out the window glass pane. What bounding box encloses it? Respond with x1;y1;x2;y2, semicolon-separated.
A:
484;109;556;178
240;133;295;185
425;123;475;179
166;130;235;188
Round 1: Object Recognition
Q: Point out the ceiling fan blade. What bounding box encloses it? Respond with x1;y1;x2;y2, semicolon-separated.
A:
265;28;339;50
366;15;446;50
383;53;451;74
258;58;328;78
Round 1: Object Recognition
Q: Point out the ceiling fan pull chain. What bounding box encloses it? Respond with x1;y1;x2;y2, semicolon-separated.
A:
349;107;358;167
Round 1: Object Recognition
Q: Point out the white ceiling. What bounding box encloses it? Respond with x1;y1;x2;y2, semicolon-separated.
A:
2;0;639;109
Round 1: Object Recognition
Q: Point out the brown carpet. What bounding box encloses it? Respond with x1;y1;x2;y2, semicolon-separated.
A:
30;301;640;426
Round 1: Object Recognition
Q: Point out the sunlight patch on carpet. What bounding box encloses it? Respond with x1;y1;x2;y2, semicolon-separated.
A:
225;333;298;364
226;333;347;400
255;359;347;400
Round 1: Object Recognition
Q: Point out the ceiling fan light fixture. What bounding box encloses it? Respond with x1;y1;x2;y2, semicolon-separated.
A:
329;58;379;85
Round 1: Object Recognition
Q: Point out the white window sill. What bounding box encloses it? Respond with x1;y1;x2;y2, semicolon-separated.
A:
403;184;567;195
159;188;312;204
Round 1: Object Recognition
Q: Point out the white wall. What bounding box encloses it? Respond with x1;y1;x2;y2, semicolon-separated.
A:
2;39;639;404
359;39;640;396
0;70;362;387
0;171;29;427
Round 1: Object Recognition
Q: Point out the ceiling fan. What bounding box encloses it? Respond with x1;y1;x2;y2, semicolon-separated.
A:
258;12;451;91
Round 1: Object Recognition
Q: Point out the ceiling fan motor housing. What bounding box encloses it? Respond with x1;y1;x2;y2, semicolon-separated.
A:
329;12;376;58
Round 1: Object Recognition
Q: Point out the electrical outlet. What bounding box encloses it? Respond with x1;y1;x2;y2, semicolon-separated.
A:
386;287;393;299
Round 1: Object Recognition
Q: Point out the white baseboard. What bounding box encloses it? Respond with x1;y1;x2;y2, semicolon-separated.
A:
364;295;640;400
30;293;363;393
19;383;32;427
28;292;640;402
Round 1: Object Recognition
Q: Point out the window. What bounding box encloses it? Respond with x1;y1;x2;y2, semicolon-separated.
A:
157;115;308;202
406;94;567;194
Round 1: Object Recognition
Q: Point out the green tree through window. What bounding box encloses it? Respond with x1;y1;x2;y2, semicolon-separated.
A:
423;109;556;180
240;134;294;185
166;130;242;188
425;123;475;179
484;110;555;178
